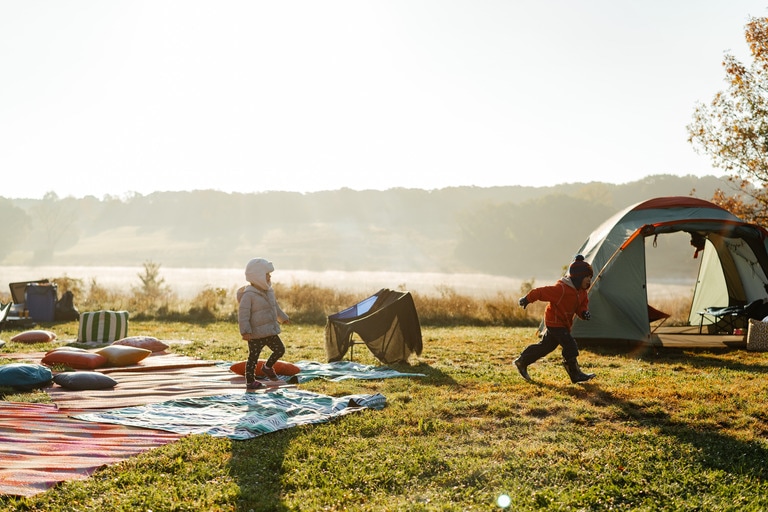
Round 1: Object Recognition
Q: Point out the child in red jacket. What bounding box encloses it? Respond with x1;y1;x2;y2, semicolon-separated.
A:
514;255;596;384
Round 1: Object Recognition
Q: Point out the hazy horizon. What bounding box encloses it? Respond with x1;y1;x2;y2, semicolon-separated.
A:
0;265;694;303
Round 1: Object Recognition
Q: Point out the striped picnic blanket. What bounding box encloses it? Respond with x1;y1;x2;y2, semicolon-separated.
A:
0;402;180;497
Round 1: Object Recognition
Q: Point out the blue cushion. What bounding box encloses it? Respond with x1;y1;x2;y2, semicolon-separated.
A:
0;363;53;390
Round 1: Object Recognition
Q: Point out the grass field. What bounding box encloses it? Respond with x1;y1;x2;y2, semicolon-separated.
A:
2;319;768;511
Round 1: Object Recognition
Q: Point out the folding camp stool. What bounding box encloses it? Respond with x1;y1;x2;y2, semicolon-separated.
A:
697;306;741;334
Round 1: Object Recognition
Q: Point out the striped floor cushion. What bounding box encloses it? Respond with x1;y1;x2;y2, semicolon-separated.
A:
77;310;129;343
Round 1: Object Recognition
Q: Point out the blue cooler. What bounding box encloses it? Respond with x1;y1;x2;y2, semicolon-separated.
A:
25;283;58;322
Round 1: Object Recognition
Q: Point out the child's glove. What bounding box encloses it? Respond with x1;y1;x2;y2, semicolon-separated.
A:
582;310;591;321
518;297;529;309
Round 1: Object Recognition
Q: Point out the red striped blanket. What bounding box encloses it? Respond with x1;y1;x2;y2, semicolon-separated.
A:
0;402;180;497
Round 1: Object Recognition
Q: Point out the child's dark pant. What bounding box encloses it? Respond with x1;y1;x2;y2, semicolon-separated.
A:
246;335;285;382
518;327;579;364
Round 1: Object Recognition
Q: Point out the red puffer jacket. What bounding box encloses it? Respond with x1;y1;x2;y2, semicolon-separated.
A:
525;277;589;331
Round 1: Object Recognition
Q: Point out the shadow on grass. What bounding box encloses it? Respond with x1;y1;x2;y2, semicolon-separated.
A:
592;384;768;482
543;365;768;487
390;361;459;387
584;341;768;373
228;427;299;512
526;341;768;483
226;365;434;511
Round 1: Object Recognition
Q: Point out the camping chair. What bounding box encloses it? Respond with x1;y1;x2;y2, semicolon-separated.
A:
697;299;765;334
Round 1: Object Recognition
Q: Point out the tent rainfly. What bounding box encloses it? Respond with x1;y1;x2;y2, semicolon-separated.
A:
570;196;768;343
325;288;423;364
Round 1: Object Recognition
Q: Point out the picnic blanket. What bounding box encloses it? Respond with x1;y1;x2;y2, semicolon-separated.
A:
0;354;418;495
234;360;426;383
74;389;387;440
47;364;273;410
292;360;426;382
0;402;181;497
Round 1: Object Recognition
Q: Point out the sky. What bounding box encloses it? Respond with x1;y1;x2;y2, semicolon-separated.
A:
1;1;766;200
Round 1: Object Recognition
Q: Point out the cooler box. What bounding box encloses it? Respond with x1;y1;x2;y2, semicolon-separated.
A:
24;283;58;322
77;310;129;343
9;279;50;304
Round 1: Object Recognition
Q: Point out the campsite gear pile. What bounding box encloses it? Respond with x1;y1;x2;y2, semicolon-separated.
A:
1;280;80;330
9;280;57;323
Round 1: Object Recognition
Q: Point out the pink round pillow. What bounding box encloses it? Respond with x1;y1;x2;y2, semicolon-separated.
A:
11;330;57;344
112;336;169;353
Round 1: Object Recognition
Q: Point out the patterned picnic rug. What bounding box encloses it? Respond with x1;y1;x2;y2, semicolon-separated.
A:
0;402;181;497
289;360;427;382
0;354;422;496
74;389;387;440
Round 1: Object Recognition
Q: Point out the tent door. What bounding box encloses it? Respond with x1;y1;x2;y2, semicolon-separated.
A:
689;238;729;326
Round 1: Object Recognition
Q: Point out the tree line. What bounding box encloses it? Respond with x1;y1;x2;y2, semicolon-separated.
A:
0;175;732;278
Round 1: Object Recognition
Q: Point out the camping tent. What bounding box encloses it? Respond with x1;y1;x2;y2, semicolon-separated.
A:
325;288;423;364
569;196;768;343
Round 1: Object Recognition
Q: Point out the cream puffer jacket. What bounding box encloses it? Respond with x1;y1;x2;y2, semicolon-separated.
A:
237;284;289;340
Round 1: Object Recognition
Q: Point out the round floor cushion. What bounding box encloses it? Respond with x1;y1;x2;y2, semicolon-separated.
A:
0;363;53;390
11;330;57;344
41;350;107;370
112;336;169;353
229;359;301;377
95;345;152;367
53;371;118;390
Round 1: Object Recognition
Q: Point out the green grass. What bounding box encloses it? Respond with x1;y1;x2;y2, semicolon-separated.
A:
2;321;768;511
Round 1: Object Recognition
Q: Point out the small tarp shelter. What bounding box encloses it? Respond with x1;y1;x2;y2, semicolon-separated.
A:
325;288;423;364
570;196;768;344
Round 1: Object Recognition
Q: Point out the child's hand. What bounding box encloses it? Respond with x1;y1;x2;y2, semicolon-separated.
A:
241;334;250;340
